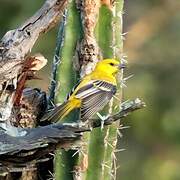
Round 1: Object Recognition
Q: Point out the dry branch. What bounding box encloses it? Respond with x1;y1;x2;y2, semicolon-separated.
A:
0;98;145;173
0;0;68;85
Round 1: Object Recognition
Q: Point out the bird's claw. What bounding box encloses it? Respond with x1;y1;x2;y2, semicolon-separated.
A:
96;112;109;130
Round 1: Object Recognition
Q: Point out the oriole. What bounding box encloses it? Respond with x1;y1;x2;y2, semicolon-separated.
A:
41;59;125;123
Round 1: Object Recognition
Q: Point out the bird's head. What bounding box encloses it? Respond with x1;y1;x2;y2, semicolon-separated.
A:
94;59;125;76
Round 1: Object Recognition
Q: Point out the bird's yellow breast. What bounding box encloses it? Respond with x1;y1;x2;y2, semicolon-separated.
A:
90;71;117;85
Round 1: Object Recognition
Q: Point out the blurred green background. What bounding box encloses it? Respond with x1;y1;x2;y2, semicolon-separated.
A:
0;0;180;180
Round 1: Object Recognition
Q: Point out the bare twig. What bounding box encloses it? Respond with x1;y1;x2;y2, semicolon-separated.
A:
91;98;145;128
0;98;145;163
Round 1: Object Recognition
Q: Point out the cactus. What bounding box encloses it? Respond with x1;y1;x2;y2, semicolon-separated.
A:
55;0;124;179
54;1;81;180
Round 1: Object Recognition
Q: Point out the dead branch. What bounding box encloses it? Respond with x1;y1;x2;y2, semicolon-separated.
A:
0;98;145;171
0;0;68;85
91;98;145;127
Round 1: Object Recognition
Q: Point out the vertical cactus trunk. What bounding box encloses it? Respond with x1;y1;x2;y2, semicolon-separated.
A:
55;0;124;179
86;1;124;180
54;1;81;180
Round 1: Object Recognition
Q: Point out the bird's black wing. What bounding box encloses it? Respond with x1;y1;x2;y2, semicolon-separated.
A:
75;80;116;121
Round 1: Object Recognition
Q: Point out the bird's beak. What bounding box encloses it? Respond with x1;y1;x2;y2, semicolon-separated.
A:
118;63;126;69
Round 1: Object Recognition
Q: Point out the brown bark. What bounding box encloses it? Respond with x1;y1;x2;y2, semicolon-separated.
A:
75;0;101;77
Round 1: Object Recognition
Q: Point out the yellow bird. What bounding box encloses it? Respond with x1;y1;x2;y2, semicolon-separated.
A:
41;59;125;123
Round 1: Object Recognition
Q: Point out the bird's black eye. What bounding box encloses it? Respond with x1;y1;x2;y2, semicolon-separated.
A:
109;63;114;66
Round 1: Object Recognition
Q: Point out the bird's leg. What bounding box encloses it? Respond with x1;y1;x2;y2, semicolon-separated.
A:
96;112;109;130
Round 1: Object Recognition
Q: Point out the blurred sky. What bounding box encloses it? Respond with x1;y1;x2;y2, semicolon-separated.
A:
0;0;180;180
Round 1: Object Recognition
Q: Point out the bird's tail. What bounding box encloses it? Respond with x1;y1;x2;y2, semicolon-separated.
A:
40;100;76;123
